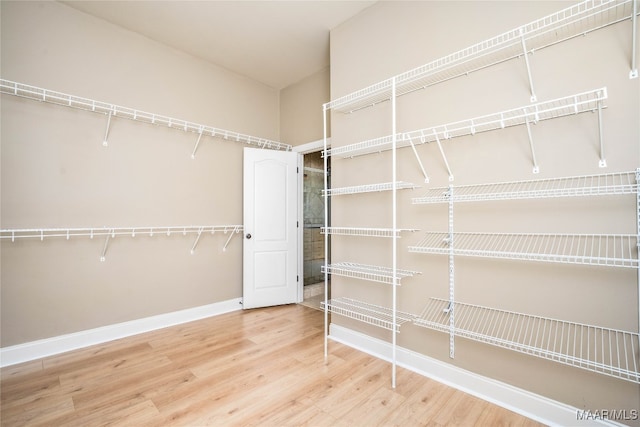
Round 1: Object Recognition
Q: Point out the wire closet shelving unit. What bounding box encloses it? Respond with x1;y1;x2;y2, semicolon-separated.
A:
409;169;640;384
0;225;244;261
0;79;292;154
326;0;638;114
0;79;288;259
416;298;640;384
328;88;609;180
322;0;640;388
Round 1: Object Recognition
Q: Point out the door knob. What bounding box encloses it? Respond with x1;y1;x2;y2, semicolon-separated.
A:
246;233;252;239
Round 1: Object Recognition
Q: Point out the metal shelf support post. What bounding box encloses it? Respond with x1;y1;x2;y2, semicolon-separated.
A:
636;168;640;334
391;76;398;389
323;103;330;362
448;186;455;358
631;0;638;79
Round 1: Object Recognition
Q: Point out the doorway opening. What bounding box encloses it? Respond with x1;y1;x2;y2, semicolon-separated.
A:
301;150;330;310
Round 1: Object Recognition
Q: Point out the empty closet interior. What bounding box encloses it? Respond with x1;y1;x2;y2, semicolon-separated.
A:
2;0;639;425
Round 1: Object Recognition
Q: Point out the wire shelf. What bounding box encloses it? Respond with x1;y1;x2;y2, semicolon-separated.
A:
325;88;606;158
0;225;243;240
325;0;634;113
323;181;418;196
322;262;420;285
413;171;638;204
408;232;638;268
321;227;418;238
415;298;640;383
0;79;291;152
322;297;416;332
0;225;244;259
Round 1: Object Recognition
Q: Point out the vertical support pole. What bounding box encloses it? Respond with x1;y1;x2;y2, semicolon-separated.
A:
597;95;607;167
524;114;540;174
636;168;640;333
519;28;537;102
391;76;398;389
631;0;638;79
448;186;455;359
323;103;329;362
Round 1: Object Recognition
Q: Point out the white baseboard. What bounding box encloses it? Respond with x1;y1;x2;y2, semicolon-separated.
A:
0;298;242;368
329;324;626;427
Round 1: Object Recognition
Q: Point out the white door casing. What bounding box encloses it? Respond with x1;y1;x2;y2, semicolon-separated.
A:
243;147;299;309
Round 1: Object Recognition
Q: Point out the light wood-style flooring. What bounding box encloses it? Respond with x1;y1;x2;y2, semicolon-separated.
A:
1;304;545;426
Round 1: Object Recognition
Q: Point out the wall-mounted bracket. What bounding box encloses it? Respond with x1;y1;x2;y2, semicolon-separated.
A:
519;27;537;102
222;226;241;252
190;227;204;254
103;109;113;147
191;128;204;159
524;113;540;174
597;92;607;167
100;229;115;262
406;133;430;183
434;131;454;181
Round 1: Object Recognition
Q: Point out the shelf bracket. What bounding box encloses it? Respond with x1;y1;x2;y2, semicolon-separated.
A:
190;227;204;254
103;109;113;147
524;113;540;174
519;28;537;102
100;229;114;262
631;0;638;79
191;128;204;159
597;93;607;167
434;131;454;181
406;134;430;183
222;226;240;252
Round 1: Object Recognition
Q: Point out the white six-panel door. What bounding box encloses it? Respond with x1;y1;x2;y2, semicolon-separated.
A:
243;147;299;309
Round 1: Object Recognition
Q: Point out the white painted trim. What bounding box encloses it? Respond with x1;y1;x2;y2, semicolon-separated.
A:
329;324;627;427
297;151;304;303
0;298;242;367
293;138;330;154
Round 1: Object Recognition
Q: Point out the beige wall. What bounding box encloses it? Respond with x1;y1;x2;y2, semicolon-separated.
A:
1;1;280;346
280;67;330;146
329;0;640;422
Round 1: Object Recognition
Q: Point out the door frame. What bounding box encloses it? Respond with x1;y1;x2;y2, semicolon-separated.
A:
293;138;331;301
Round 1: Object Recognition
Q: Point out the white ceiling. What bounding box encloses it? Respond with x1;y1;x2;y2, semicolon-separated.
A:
61;1;376;90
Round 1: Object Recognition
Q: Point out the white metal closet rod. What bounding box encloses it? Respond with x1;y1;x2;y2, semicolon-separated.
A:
326;0;636;112
0;79;292;153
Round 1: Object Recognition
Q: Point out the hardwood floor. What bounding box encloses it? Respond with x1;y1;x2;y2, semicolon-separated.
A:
1;304;545;426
